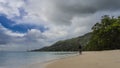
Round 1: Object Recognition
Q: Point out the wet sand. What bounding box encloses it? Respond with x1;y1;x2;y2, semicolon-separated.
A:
46;50;120;68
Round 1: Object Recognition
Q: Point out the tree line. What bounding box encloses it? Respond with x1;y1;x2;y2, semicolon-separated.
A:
84;15;120;51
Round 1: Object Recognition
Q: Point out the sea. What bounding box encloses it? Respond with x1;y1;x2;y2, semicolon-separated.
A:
0;51;77;68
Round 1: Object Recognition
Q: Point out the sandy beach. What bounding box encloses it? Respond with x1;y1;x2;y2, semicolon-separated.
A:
46;50;120;68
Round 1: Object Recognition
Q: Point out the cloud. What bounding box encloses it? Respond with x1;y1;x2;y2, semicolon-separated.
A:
0;24;49;51
20;0;120;25
0;0;25;18
0;32;11;44
0;24;14;45
1;0;120;25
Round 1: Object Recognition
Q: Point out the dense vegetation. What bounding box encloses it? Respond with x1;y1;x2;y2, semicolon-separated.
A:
85;15;120;51
31;33;92;51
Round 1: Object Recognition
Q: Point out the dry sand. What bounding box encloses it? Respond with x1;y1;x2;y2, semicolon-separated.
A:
46;50;120;68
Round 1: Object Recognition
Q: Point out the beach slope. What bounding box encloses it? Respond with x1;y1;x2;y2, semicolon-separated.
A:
46;50;120;68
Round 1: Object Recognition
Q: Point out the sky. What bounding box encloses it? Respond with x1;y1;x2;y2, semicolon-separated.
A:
0;0;120;51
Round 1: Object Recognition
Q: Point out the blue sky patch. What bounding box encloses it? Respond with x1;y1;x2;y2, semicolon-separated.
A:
0;15;48;33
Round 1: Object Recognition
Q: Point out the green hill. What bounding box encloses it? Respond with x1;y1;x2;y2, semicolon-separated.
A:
31;32;92;51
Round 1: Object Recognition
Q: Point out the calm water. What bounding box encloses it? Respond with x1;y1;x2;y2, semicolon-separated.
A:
0;51;77;68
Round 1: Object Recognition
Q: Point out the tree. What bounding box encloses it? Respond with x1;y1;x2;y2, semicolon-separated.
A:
85;15;120;51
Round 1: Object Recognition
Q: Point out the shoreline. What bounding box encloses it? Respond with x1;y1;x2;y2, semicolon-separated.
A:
23;52;78;68
46;50;120;68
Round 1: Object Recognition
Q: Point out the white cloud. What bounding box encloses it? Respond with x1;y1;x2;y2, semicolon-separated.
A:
0;0;25;18
0;25;49;51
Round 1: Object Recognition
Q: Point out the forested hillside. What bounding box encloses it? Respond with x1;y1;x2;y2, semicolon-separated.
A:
32;32;92;51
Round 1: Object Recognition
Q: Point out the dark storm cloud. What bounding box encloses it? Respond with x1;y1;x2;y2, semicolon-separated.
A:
41;0;120;25
53;0;120;14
